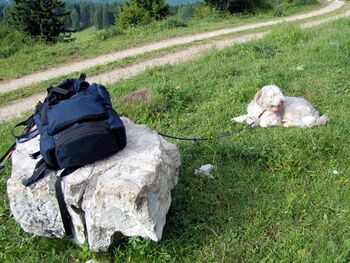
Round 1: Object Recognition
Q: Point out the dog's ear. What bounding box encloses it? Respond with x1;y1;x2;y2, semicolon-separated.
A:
254;90;263;106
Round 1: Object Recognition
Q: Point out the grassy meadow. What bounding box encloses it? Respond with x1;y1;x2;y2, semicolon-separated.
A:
0;17;350;262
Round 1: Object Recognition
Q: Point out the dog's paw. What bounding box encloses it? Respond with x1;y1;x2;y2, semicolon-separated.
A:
259;120;268;128
283;122;294;128
232;117;242;122
232;115;247;123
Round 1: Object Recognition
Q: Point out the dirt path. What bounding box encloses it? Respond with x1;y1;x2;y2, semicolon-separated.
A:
0;0;344;94
1;9;349;123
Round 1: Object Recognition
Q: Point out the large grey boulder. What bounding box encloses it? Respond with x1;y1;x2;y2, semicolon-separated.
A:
7;117;180;251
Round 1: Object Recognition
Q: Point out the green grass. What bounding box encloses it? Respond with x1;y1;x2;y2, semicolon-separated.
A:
1;18;350;262
0;2;325;82
72;26;98;42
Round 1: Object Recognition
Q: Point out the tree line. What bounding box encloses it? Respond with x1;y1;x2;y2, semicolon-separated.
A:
65;2;117;31
0;2;117;31
0;4;9;22
0;0;196;30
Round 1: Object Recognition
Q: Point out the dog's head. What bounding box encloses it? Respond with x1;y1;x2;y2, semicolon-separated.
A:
254;85;285;112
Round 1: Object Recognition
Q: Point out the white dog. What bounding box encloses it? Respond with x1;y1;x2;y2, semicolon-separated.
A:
232;85;329;128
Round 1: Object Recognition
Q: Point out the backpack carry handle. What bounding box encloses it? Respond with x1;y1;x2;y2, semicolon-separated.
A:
79;73;86;81
1;116;38;171
11;115;38;143
46;73;89;105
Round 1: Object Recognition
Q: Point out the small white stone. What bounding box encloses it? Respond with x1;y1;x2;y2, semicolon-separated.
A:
195;164;215;179
294;65;305;71
332;169;339;175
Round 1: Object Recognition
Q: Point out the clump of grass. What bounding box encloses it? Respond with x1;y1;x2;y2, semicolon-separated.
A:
94;27;124;41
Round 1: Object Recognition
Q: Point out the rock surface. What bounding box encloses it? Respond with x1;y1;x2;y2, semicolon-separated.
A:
7;117;180;251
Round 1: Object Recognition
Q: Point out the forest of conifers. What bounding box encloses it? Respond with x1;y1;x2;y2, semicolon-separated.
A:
0;0;196;31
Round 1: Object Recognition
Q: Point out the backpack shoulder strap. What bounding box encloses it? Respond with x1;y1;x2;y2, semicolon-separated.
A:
22;158;48;186
55;167;80;237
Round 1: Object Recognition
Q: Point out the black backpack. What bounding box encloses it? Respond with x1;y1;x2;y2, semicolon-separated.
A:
20;75;127;186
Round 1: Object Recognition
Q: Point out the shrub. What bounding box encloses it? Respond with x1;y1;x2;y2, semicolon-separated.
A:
0;25;36;58
158;16;188;29
177;4;194;21
94;27;123;41
267;0;319;16
117;3;152;29
203;0;268;13
192;3;229;20
193;4;212;19
273;2;289;16
133;0;169;20
116;0;170;29
292;0;319;5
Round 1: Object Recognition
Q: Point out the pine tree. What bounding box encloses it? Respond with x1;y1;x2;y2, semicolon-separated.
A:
132;0;169;20
80;3;92;29
93;5;103;30
102;4;115;29
0;6;4;22
71;7;79;30
102;4;109;29
10;0;70;42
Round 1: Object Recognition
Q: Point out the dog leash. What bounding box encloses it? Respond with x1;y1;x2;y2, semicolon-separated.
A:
158;110;266;142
